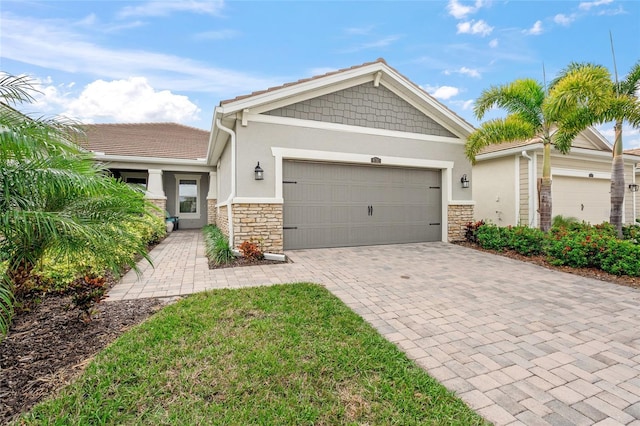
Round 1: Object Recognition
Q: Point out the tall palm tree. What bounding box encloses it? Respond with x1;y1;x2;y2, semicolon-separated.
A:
0;73;155;338
547;61;640;237
465;78;581;232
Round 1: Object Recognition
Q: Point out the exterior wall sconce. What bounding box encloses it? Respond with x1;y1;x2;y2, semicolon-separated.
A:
460;174;470;188
629;183;639;192
254;162;264;180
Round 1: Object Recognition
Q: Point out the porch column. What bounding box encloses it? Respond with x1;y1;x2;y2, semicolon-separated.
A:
206;171;217;225
145;169;166;216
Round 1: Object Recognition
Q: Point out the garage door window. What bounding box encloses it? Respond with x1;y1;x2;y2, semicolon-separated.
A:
176;175;201;219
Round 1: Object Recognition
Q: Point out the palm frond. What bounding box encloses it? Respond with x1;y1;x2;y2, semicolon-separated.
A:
465;116;536;163
0;73;39;106
546;64;613;120
474;79;544;128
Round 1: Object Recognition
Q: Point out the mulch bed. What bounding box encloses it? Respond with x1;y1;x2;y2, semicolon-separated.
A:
2;244;637;423
209;257;287;269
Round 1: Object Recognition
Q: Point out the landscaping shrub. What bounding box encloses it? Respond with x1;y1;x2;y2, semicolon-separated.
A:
552;215;580;229
203;225;234;265
69;272;109;321
238;240;264;261
464;220;485;244
622;224;640;244
599;240;640;276
507;226;546;256
475;224;510;251
545;228;613;268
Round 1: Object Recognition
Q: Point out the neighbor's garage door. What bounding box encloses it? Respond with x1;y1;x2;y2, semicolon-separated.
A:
553;176;610;225
283;161;441;250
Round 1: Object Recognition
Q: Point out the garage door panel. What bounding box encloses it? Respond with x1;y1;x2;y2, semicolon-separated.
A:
553;176;610;225
283;161;441;250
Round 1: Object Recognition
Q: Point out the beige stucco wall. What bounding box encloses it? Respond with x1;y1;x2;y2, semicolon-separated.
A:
234;120;472;202
473;155;517;225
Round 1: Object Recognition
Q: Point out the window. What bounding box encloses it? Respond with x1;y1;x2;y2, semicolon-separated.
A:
176;175;201;219
120;172;148;190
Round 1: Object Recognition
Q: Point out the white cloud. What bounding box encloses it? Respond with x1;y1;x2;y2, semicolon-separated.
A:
345;25;374;35
33;77;201;124
0;14;280;97
489;38;499;48
554;13;576;26
524;20;544;35
447;0;486;19
579;0;613;11
459;67;481;78
118;0;224;18
457;20;494;37
446;67;482;78
424;85;460;100
451;99;475;111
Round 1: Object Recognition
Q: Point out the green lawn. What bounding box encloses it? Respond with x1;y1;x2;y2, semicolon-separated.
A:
20;284;488;425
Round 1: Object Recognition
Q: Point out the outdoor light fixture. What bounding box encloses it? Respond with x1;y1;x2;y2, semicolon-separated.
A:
460;174;470;188
629;183;639;192
254;162;264;180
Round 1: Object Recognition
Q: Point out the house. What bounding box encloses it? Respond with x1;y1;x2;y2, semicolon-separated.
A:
207;59;475;253
626;147;640;222
473;127;640;226
82;123;213;229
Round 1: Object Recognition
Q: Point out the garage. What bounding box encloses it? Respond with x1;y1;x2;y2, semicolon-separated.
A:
283;160;442;250
552;176;610;225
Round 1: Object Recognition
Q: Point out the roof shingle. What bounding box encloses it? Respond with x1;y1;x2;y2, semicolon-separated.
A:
81;123;209;160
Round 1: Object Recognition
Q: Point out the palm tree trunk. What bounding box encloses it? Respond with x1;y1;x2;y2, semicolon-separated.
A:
538;142;552;232
610;120;625;238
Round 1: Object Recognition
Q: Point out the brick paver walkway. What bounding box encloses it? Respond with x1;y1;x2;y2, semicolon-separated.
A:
108;230;640;425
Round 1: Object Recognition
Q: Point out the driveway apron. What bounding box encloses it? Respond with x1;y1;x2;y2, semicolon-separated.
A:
109;230;640;425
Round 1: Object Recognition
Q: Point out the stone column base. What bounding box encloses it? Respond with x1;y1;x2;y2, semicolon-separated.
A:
207;198;217;225
232;203;283;254
146;198;167;219
448;204;474;242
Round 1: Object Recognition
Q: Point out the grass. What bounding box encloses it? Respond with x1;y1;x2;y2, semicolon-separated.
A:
19;284;488;425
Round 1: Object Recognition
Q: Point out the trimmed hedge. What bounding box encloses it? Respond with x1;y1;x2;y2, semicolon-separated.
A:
467;221;640;277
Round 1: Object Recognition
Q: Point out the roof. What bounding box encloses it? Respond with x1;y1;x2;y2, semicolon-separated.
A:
477;126;612;156
625;148;640;156
81;123;210;160
208;58;476;164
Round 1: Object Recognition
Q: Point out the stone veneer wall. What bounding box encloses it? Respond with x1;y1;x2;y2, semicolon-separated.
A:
216;205;230;238
232;203;283;254
448;204;474;242
207;199;217;225
146;198;166;219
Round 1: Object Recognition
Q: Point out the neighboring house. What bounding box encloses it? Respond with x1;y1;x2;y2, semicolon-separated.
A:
208;59;476;254
473;127;640;226
82;123;213;229
625;147;640;222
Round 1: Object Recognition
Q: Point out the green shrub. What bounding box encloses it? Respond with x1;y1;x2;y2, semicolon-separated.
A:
552;215;580;229
507;226;546;256
599;240;640;276
476;224;510;251
545;228;613;268
622;224;640;244
203;225;234;265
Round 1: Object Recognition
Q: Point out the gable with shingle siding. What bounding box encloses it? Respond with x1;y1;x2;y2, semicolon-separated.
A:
262;82;457;138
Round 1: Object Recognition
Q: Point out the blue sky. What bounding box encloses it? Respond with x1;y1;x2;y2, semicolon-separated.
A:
1;0;639;147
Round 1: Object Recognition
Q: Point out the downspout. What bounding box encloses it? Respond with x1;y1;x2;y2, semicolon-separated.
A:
522;151;535;227
216;118;236;248
634;163;638;223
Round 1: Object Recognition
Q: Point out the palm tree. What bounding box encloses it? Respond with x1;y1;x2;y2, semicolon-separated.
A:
465;78;581;232
0;73;155;338
547;61;640;237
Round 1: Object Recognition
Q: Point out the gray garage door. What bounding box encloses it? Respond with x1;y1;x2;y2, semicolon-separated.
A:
283;161;441;250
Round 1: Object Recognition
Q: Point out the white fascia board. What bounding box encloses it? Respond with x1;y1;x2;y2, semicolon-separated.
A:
449;200;476;205
233;197;284;204
271;147;454;169
248;114;464;145
94;155;213;173
476;144;544;161
219;62;386;115
551;167;611;180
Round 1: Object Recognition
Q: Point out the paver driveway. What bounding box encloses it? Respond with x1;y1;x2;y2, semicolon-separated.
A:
109;230;640;425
